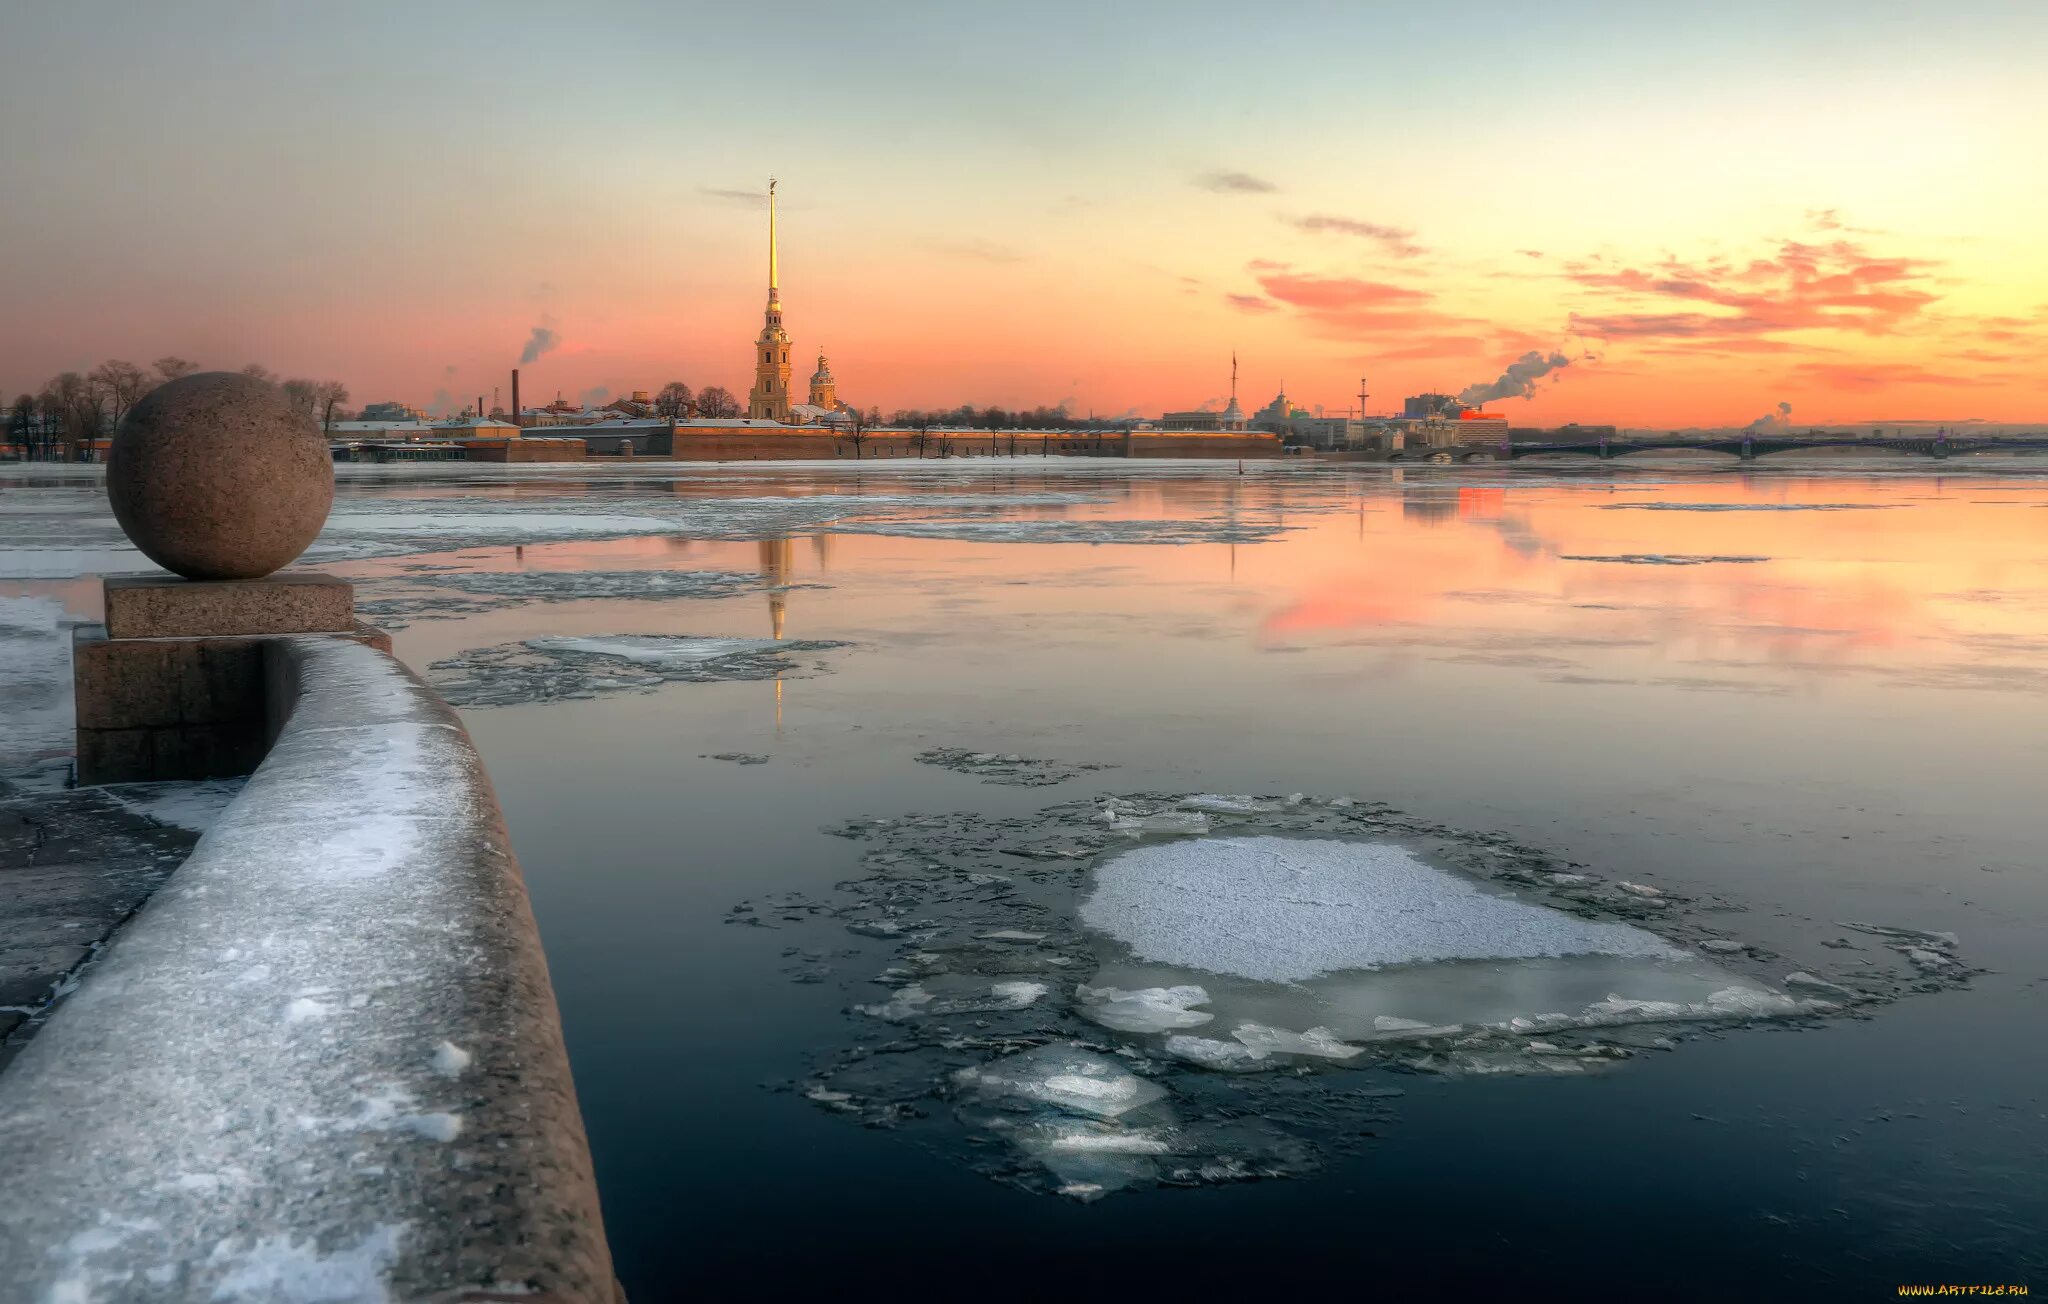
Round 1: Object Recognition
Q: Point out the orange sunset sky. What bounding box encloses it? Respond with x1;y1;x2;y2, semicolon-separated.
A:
3;1;2044;428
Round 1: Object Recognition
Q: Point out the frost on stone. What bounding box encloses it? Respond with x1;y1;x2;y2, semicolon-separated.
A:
207;1223;406;1303
732;788;1975;1201
427;635;850;707
916;747;1116;787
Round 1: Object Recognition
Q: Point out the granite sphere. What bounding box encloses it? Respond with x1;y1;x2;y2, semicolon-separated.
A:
108;372;334;580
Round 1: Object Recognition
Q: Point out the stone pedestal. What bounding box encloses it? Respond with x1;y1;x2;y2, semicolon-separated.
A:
102;573;355;640
74;573;389;785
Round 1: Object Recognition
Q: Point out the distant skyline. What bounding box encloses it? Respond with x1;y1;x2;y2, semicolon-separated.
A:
3;1;2045;427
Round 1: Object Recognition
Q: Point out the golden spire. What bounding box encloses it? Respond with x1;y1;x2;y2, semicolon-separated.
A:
768;177;779;303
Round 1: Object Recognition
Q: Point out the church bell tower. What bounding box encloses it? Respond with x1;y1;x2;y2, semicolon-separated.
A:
747;178;793;422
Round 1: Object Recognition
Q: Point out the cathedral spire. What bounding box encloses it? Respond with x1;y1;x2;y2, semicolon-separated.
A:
748;176;794;421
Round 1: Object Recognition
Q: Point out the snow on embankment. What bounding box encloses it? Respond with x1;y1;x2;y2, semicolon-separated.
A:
0;637;615;1303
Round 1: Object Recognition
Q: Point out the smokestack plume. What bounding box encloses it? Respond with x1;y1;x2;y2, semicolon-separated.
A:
1744;401;1793;435
511;369;521;429
1458;350;1571;405
518;326;560;366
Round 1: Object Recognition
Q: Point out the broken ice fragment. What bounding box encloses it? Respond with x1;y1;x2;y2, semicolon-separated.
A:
1231;1023;1365;1061
954;1046;1169;1118
1075;984;1215;1033
1162;1035;1273;1072
1784;972;1858;1000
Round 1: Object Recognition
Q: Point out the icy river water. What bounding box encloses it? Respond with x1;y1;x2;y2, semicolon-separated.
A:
4;457;2045;1298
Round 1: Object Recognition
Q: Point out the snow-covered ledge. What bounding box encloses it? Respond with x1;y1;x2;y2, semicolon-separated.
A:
0;637;617;1303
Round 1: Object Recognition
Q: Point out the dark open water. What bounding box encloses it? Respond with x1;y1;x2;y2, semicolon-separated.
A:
6;458;2044;1298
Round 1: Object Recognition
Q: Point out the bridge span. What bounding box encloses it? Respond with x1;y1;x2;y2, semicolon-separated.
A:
1483;435;2048;461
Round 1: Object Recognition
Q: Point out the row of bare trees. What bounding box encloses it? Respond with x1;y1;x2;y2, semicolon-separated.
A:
645;381;741;420
887;403;1117;431
5;358;350;459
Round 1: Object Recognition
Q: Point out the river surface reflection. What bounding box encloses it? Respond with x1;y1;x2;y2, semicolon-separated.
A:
5;459;2044;1297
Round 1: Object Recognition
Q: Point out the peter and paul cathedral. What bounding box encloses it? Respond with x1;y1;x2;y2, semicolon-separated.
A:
746;178;794;422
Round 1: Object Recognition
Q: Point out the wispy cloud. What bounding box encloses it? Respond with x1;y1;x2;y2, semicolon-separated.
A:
1194;170;1278;194
1566;238;1941;344
1790;361;1968;391
1288;214;1426;259
701;185;767;206
1226;294;1277;313
923;238;1026;264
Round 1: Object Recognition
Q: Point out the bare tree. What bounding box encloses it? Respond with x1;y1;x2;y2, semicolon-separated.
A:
696;385;739;419
908;415;934;459
838;406;872;460
89;359;153;428
40;372;101;459
654;381;694;420
153;356;200;381
315;381;350;435
240;364;277;385
280;378;320;423
7;394;35;458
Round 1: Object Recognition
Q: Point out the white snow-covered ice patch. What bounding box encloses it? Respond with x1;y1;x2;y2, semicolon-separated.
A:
1078;835;1688;983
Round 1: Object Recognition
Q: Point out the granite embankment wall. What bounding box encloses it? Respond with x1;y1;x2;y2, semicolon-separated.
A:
0;637;616;1303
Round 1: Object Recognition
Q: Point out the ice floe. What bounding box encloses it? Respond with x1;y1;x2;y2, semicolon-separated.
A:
426;635;850;707
1077;835;1687;983
917;748;1116;787
1599;502;1897;512
355;569;794;630
732;786;1975;1201
826;518;1294;546
1558;554;1772;565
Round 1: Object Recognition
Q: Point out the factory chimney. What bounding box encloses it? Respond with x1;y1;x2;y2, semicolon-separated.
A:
510;368;521;429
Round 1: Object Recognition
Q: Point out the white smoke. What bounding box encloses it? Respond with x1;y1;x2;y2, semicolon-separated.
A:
518;326;560;366
1744;401;1793;434
1459;351;1570;405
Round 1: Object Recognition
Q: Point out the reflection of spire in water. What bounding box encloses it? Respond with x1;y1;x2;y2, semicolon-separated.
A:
759;537;793;640
759;536;794;733
1226;480;1240;581
810;532;831;570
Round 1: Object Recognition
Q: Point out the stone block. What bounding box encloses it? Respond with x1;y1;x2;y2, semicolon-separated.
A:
102;572;355;639
75;728;153;785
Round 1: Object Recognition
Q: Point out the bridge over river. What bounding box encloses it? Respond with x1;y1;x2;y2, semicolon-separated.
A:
1471;434;2048;461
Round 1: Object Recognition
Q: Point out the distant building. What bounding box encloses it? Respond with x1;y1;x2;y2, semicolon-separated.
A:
1451;410;1509;447
358;401;427;422
1161;355;1250;432
1403;393;1467;420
